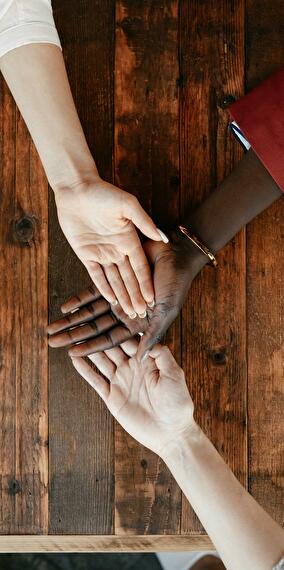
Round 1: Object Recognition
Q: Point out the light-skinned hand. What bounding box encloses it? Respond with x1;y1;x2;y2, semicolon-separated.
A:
55;176;168;317
70;340;194;456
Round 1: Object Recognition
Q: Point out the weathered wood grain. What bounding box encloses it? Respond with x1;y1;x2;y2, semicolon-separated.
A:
246;0;284;526
0;79;48;533
48;0;115;534
1;0;283;543
0;77;17;535
114;0;181;534
179;0;247;532
0;534;214;552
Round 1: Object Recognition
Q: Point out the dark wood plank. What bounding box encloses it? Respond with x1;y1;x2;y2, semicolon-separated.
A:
48;0;115;534
14;112;49;534
179;0;247;532
0;78;17;534
0;79;48;533
246;0;284;526
114;0;181;534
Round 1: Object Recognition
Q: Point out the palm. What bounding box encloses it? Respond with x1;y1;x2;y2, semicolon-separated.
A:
85;347;194;455
57;182;143;265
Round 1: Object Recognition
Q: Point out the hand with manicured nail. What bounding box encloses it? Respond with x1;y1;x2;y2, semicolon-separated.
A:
47;231;206;359
55;176;168;318
70;340;194;456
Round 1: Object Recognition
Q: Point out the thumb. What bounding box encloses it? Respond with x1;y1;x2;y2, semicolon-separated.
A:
149;344;178;373
124;195;169;243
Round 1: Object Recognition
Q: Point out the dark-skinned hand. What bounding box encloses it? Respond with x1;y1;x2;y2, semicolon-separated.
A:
47;231;206;360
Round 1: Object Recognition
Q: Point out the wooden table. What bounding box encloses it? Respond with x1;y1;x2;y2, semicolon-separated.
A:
0;0;283;552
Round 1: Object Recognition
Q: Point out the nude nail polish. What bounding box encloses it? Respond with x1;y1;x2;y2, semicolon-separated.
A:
157;228;169;243
111;300;118;306
138;310;147;318
129;312;137;319
147;300;155;309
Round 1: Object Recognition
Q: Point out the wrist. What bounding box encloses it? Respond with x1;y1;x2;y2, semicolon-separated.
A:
160;420;204;466
48;141;100;195
52;169;102;197
170;227;208;279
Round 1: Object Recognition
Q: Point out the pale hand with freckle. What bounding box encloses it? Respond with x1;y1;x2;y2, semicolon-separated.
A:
71;342;194;456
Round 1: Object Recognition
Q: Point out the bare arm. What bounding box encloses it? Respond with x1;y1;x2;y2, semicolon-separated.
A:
70;342;284;570
0;43;98;190
163;423;284;570
0;41;166;315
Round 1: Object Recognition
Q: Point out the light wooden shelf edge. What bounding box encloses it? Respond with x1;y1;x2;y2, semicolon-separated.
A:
0;534;214;553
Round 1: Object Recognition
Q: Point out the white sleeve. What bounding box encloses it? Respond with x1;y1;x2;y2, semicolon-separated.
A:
0;0;61;58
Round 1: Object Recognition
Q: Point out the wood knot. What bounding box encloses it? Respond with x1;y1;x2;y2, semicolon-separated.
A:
14;216;35;246
140;459;147;469
170;175;180;187
219;94;236;109
176;74;184;87
210;348;227;365
8;478;21;495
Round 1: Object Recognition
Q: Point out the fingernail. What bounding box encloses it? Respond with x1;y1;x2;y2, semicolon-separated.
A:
111;299;118;306
138;332;144;336
157;228;169;243
147;300;155;309
141;350;150;364
138;310;147;319
128;312;137;319
70;307;79;314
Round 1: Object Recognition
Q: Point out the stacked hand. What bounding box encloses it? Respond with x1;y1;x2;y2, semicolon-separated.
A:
47;232;206;360
70;340;195;456
54;176;168;317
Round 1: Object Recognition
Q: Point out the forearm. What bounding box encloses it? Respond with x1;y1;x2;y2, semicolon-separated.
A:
162;424;284;570
178;149;282;274
0;44;98;190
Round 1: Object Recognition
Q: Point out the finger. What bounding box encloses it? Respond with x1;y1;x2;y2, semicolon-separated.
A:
148;344;179;373
123;195;169;243
136;306;176;362
118;258;147;316
60;284;102;314
48;312;118;348
68;324;134;357
70;356;110;401
47;298;110;335
104;264;136;317
104;346;128;366
86;262;117;305
87;352;116;380
120;338;139;356
128;245;155;306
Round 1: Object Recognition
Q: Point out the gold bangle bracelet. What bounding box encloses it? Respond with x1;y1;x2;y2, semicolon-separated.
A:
178;225;218;268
